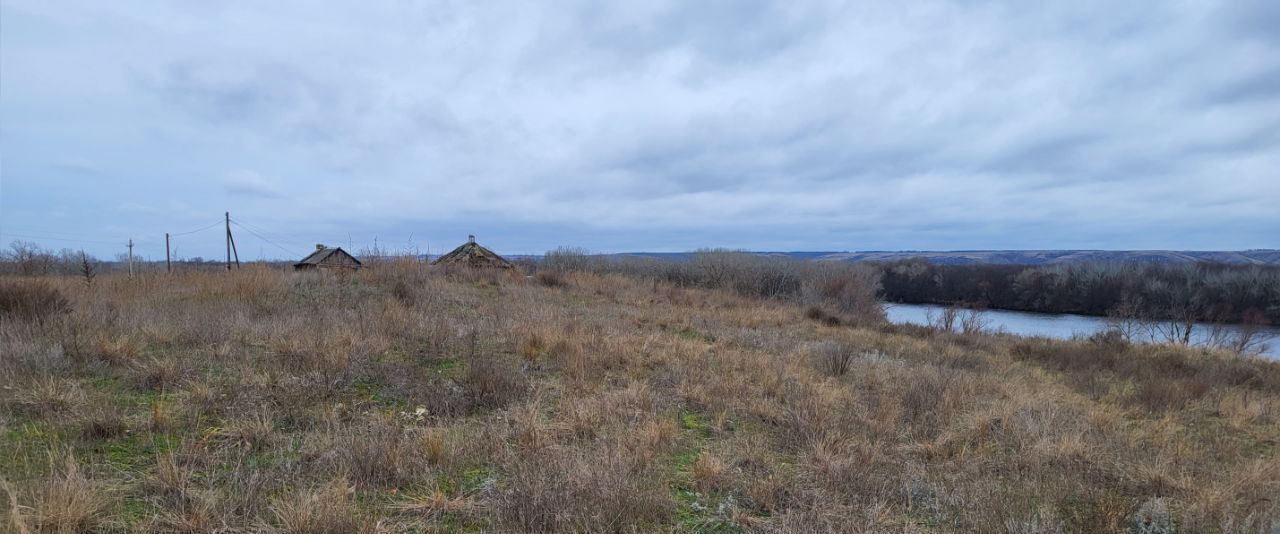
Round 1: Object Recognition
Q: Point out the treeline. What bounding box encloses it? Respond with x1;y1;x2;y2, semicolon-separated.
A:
878;259;1280;326
543;248;885;325
1;240;232;276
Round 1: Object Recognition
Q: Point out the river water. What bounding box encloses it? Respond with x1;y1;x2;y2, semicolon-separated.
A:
883;303;1280;360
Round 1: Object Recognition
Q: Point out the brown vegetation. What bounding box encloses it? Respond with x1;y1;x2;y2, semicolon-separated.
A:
1;264;1278;532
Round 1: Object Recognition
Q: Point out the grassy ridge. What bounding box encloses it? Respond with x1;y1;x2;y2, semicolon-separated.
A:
1;264;1278;532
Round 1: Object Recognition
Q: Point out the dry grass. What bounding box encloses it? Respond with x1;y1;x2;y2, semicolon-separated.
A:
0;266;1277;531
4;454;108;533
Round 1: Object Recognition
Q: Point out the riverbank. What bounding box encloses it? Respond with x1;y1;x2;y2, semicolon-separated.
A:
3;268;1279;531
885;302;1280;359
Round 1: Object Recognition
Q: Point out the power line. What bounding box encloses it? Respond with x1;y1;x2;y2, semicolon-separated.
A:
169;219;224;236
229;217;313;248
0;232;129;247
230;220;303;258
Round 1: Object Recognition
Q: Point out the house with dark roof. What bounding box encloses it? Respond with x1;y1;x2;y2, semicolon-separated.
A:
294;244;361;271
431;235;513;269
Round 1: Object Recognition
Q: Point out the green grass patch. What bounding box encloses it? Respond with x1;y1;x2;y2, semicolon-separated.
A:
677;326;717;344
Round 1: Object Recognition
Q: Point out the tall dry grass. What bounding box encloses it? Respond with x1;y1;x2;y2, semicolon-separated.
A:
0;264;1277;531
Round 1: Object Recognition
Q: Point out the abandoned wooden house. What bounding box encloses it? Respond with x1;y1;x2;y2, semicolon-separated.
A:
431;235;514;269
294;244;361;271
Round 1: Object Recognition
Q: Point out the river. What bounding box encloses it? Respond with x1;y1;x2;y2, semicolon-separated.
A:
883;303;1280;360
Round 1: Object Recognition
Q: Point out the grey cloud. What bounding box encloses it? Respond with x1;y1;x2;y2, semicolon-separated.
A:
223;171;285;199
1208;68;1280;106
1;0;1277;258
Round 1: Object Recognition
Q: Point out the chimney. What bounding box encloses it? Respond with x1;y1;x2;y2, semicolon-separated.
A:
468;234;475;244
316;244;326;251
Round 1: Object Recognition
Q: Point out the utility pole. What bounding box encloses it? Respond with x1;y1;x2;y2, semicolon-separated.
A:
225;211;240;270
165;233;171;273
127;239;134;277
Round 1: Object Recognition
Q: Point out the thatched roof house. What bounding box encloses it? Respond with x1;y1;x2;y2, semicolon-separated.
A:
431;235;513;269
294;244;361;271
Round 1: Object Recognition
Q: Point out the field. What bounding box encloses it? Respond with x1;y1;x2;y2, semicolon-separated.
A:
2;265;1279;532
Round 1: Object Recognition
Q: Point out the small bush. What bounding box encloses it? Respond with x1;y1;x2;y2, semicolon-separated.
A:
536;270;567;288
804;306;842;327
464;354;529;410
332;417;404;488
496;446;673;532
0;279;70;323
812;341;855;377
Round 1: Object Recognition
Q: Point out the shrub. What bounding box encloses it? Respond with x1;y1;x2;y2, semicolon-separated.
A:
811;341;855;377
464;353;529;410
332;417;404;488
0;279;70;323
542;247;594;272
536;270;567;288
496;445;673;532
804;306;841;327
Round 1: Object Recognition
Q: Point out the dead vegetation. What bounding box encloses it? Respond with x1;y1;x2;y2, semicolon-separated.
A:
0;264;1278;532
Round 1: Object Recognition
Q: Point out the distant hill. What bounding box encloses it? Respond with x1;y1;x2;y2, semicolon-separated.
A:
612;250;1280;266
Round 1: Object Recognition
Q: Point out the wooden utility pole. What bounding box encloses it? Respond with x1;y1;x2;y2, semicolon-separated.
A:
127;239;134;277
165;233;171;273
225;211;240;270
226;213;231;270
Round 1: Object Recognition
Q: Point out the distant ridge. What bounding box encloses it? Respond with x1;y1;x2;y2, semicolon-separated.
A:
612;250;1280;266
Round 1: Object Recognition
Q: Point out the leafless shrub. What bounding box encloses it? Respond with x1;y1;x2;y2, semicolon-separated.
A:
804;306;841;327
496;445;673;532
960;308;990;336
331;416;405;488
800;261;884;325
542;247;595;272
535;270;567;288
927;305;960;332
811;341;855;377
464;353;529;410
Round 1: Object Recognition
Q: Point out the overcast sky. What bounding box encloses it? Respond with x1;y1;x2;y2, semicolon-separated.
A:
2;1;1278;260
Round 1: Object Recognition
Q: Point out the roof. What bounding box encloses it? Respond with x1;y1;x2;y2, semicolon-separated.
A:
431;237;514;268
295;247;361;267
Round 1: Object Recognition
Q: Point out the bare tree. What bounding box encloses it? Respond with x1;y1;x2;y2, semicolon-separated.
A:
927;305;960;333
960;307;990;335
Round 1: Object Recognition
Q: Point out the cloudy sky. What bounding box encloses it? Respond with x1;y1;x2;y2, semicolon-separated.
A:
2;1;1278;260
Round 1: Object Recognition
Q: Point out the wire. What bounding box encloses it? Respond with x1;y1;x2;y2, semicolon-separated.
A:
0;232;126;247
169;220;225;236
230;220;302;258
230;217;313;247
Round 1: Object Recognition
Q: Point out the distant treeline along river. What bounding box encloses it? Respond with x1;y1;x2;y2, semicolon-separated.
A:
884;303;1280;360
